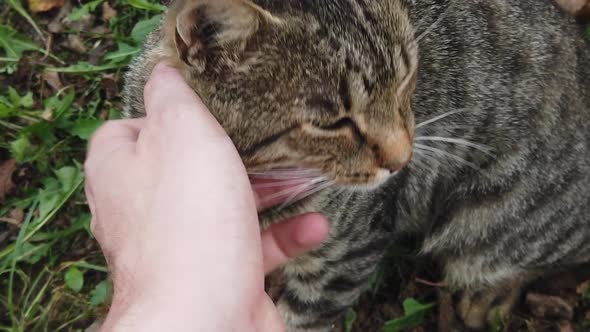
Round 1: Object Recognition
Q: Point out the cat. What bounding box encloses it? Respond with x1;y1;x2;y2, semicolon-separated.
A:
122;0;590;330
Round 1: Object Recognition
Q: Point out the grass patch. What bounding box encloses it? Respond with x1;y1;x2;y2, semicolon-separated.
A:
0;0;161;329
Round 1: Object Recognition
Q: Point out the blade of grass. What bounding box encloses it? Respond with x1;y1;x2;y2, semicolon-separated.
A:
0;25;63;64
46;61;124;73
72;261;108;273
7;199;39;330
0;57;19;62
0;175;84;261
128;0;166;12
55;313;86;331
22;268;52;322
23;177;84;244
6;0;44;40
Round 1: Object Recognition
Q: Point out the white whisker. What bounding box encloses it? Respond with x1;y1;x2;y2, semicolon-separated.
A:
284;180;335;208
416;4;453;43
252;178;311;189
414;149;446;171
278;181;320;210
414;136;495;156
261;182;312;203
415;109;465;130
414;143;478;169
261;177;325;205
248;168;320;175
248;171;319;180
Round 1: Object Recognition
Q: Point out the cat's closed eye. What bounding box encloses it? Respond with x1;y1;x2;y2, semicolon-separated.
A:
312;117;357;131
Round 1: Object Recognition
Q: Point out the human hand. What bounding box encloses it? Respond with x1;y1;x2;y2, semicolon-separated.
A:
84;63;329;331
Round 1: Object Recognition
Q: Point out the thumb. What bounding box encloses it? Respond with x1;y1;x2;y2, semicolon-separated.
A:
261;213;330;274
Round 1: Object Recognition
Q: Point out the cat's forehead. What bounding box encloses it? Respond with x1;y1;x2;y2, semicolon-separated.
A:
254;0;403;80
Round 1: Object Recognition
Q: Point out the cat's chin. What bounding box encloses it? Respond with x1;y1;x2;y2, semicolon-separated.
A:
334;168;396;192
258;194;324;229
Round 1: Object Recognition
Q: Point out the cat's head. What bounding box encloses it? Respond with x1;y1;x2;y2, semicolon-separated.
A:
160;0;418;188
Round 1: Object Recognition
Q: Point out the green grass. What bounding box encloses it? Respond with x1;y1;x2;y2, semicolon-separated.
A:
0;1;161;330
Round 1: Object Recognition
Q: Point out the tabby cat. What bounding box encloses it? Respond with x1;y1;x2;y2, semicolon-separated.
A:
122;0;590;330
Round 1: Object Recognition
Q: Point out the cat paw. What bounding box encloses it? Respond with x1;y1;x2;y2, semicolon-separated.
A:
457;286;521;330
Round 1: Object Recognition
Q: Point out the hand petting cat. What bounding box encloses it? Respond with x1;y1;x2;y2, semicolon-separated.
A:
84;63;330;332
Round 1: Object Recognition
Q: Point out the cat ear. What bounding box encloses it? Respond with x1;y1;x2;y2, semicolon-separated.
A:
175;0;280;71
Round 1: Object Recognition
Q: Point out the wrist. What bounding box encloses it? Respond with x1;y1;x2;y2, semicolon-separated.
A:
102;281;233;331
102;267;259;332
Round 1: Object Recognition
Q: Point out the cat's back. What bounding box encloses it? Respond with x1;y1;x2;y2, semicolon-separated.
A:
408;0;590;145
397;0;590;267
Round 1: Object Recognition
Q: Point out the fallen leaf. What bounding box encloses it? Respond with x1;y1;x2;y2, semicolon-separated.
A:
41;107;53;121
90;25;109;35
577;280;589;295
10;208;24;223
64;12;95;31
555;0;590;16
88;40;114;65
47;0;72;34
101;2;117;22
0;208;24;225
64;34;87;54
101;74;118;99
0;231;10;245
0;159;17;203
525;292;574;321
28;0;65;13
42;70;63;92
437;290;454;332
559;321;574;332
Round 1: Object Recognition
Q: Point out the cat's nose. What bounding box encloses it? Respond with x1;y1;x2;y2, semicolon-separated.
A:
382;158;411;174
371;129;413;174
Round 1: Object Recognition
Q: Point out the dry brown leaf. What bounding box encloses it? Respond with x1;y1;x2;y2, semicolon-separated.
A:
0;208;25;226
555;0;590;15
9;209;24;224
42;70;63;92
560;321;574;332
576;280;589;296
0;160;17;204
28;0;65;13
47;0;72;33
525;292;574;321
101;2;117;22
437;289;454;332
41;108;54;121
65;34;88;54
101;74;118;100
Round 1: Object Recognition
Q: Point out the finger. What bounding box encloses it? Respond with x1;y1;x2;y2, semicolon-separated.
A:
142;63;226;139
87;119;144;155
85;119;144;177
261;213;330;274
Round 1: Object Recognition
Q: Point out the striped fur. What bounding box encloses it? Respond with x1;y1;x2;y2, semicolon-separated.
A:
123;0;590;330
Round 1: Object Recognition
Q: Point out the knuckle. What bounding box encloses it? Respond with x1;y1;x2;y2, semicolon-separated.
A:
143;76;157;102
89;218;99;236
155;103;195;128
83;159;93;177
90;121;117;142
